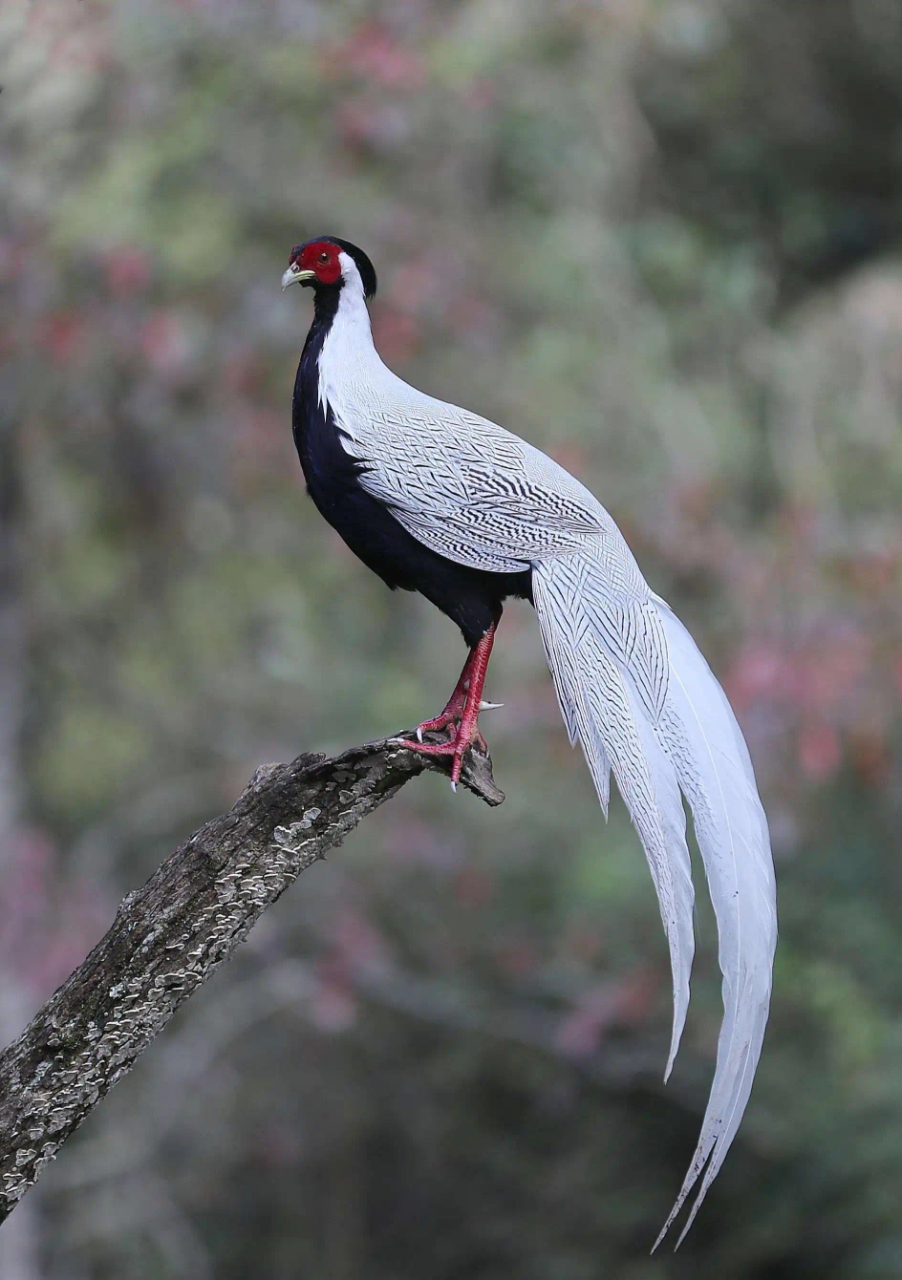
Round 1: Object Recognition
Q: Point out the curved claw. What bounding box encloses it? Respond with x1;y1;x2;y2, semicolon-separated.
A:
393;723;485;790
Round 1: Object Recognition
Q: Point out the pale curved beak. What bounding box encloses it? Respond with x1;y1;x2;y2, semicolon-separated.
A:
281;264;315;290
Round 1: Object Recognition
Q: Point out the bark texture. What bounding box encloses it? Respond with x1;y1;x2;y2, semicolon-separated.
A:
0;735;503;1223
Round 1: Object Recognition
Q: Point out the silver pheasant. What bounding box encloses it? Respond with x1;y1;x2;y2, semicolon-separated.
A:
283;237;778;1243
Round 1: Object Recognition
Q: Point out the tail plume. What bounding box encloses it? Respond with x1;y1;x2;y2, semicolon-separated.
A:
532;554;777;1244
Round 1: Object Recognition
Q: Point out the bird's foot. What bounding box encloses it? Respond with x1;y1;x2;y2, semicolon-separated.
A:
402;627;499;791
397;719;489;791
414;693;468;743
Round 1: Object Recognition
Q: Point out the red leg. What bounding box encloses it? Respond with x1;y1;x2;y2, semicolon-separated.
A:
413;646;478;741
399;625;497;789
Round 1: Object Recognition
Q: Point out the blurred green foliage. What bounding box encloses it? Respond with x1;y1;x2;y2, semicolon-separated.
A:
2;1;902;1276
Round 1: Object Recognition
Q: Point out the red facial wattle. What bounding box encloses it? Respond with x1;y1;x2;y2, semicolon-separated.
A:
295;241;342;285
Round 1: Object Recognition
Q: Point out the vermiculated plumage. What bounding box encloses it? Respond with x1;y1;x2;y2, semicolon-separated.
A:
284;236;778;1243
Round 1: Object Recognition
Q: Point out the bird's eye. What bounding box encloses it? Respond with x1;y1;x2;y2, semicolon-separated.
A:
318;251;329;264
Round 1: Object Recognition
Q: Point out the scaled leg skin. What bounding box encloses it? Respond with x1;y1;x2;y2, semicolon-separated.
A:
413;645;478;742
400;625;497;789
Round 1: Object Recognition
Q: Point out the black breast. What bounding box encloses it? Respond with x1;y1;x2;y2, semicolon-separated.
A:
292;299;532;647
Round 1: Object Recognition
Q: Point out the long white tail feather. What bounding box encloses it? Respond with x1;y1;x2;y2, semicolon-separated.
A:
533;563;696;1079
581;579;670;720
532;558;776;1246
650;597;776;1245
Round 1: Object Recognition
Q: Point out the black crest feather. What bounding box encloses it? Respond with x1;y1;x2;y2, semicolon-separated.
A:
325;236;378;299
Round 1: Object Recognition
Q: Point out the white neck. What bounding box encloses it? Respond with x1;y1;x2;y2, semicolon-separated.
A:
317;257;385;411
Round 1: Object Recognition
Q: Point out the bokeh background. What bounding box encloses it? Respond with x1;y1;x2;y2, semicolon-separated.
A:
2;1;902;1276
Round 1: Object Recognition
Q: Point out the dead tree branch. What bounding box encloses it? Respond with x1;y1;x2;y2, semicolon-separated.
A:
0;734;503;1223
